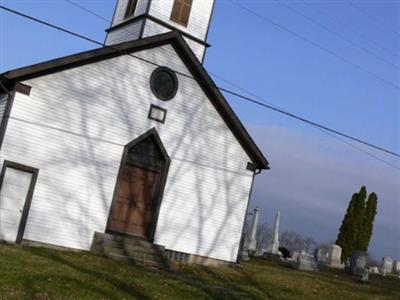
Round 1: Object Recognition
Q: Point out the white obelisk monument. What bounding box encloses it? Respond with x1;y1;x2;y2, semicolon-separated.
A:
248;207;260;251
267;210;280;254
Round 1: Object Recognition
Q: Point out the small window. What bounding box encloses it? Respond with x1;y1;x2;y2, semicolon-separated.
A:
170;0;193;27
150;67;178;101
124;0;138;19
148;104;167;123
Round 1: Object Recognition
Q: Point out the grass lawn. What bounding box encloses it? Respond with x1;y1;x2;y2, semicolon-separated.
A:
0;243;399;299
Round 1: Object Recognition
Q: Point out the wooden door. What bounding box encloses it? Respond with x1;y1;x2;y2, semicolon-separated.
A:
110;164;159;238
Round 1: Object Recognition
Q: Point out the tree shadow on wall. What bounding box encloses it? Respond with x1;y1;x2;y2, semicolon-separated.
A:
13;45;261;298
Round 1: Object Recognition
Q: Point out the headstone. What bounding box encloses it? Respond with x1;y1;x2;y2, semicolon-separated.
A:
241;249;250;261
393;261;400;274
360;269;369;283
315;248;328;263
345;257;351;268
296;254;319;272
349;251;367;276
291;251;300;261
266;211;280;254
247;208;260;252
255;248;266;257
369;266;380;274
326;245;344;269
381;256;393;276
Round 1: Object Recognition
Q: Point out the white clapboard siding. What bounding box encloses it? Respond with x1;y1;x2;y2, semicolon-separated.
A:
1;44;254;262
107;0;212;61
105;19;143;45
149;0;214;41
142;19;205;61
0;94;7;127
0;94;8;164
112;0;150;26
111;0;214;40
182;37;205;62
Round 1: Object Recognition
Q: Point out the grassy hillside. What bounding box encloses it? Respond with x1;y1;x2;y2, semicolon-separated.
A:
0;243;399;299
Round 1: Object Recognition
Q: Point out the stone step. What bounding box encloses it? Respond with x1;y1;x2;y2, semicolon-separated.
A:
92;232;170;269
93;232;164;251
93;239;164;255
101;246;166;262
105;253;166;269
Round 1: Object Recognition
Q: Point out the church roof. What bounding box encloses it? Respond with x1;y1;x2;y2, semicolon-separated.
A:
1;31;269;169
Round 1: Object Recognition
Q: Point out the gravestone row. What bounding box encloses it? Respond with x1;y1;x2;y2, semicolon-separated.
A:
241;208;399;280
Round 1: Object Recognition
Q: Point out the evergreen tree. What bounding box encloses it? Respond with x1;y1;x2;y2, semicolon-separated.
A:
353;186;367;251
336;186;378;262
361;192;378;251
336;192;358;263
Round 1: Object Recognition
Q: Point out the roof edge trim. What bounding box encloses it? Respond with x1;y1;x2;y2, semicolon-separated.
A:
1;31;269;169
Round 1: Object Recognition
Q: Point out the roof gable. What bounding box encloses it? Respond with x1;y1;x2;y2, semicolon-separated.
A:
1;31;269;169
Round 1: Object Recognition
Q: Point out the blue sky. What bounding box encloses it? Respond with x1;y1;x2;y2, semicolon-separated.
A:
1;0;399;259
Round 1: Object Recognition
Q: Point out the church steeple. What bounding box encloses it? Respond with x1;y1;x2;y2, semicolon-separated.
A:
105;0;215;62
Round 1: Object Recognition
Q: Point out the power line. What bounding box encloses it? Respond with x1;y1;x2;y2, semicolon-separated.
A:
65;0;400;167
275;0;400;70
303;1;400;59
347;0;400;38
219;87;400;159
68;0;400;69
0;5;172;72
65;0;146;44
320;128;400;171
211;72;400;171
65;0;110;24
66;0;400;90
229;0;400;91
1;4;400;164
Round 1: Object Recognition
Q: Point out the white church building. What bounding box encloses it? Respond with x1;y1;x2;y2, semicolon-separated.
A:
0;0;269;265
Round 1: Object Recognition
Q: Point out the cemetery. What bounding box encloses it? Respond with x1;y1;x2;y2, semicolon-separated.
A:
1;242;399;299
0;170;397;299
0;188;398;299
0;0;397;297
238;205;400;295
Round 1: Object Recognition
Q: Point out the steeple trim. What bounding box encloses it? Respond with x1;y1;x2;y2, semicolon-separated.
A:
105;14;210;47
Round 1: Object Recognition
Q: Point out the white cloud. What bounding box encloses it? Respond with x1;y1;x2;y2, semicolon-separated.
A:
248;125;400;259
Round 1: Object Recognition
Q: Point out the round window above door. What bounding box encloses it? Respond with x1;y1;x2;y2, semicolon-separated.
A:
150;67;178;101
